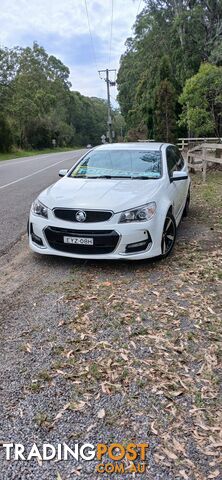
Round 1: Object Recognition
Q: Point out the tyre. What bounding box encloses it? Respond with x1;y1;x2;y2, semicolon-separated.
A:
161;212;176;258
182;188;190;218
27;219;30;236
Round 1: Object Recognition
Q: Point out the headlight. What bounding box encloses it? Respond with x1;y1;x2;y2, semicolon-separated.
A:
31;199;48;218
119;202;156;223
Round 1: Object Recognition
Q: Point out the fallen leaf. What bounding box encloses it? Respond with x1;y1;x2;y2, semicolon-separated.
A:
208;470;220;479
209;442;222;448
66;350;74;359
207;307;216;315
184;459;196;469
151;421;158;435
25;343;32;353
152;290;160;296
120;353;128;361
53;403;70;422
179;470;189;480
195;421;210;431
172;437;186;455
69;401;86;412
154;453;165;464
162;448;178;461
169;390;184;397
97;408;106;419
101;383;111;394
86;423;97;433
71;468;81;476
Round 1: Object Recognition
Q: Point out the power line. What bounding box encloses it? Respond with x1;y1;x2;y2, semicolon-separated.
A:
83;0;100;77
108;0;114;67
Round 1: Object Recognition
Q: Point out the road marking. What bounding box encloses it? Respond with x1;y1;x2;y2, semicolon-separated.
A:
0;155;80;191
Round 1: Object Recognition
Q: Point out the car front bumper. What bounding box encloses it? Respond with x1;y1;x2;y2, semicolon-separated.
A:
29;213;163;260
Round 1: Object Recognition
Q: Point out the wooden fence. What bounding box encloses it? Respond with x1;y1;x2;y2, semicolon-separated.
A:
177;137;222;150
187;143;222;182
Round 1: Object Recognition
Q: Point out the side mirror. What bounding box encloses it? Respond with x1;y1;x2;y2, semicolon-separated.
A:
59;169;68;177
170;171;188;182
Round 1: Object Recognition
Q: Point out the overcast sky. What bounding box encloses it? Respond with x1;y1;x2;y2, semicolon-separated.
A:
0;0;144;105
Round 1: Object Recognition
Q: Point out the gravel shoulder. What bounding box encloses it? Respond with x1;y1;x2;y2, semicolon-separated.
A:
0;172;221;480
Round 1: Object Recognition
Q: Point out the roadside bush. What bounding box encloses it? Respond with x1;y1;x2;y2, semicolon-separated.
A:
127;124;148;142
24;118;52;149
0;116;13;152
55;122;76;147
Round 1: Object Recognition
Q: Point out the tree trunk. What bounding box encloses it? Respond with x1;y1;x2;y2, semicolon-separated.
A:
172;0;185;48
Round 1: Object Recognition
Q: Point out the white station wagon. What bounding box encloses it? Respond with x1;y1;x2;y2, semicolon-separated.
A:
29;143;190;260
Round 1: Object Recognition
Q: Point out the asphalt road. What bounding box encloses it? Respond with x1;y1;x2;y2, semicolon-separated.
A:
0;149;86;254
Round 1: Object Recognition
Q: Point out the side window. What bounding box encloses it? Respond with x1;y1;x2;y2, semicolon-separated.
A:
167;147;185;176
166;147;177;175
174;147;185;171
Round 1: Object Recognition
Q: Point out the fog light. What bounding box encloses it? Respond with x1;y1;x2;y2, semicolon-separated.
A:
30;223;44;246
125;239;151;253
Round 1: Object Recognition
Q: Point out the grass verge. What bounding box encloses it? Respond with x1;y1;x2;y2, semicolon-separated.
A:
0;146;82;161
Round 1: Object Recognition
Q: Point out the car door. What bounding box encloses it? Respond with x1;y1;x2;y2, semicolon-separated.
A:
172;146;188;215
166;146;187;219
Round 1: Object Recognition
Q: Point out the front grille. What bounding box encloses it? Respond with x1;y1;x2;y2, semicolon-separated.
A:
53;208;113;223
45;227;119;255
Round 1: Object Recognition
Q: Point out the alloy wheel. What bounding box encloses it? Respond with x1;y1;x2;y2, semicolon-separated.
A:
161;214;176;256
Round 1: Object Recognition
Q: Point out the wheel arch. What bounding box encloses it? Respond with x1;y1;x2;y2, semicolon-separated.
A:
167;205;173;215
159;201;174;225
155;200;175;251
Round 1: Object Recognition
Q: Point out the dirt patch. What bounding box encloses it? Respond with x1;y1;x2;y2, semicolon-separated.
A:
0;173;221;480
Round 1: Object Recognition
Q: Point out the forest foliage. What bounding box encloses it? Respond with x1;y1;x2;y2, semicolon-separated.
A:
0;42;123;152
1;2;222;152
117;0;222;142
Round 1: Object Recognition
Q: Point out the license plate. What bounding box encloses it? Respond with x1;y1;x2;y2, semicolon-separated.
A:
63;236;94;245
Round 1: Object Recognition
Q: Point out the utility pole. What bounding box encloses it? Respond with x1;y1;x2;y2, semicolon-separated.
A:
98;68;116;143
106;68;112;143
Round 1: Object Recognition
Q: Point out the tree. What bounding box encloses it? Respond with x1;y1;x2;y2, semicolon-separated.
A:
0;116;12;152
0;42;116;151
179;63;222;136
112;111;126;141
127;123;148;141
117;0;222;139
155;80;177;142
24;118;52;149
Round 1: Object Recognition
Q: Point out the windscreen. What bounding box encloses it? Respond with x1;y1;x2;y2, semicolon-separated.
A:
69;149;162;179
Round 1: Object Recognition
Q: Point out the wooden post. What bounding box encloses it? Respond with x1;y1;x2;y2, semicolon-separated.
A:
202;145;207;183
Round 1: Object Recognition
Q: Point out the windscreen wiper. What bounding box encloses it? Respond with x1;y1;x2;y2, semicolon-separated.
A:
72;175;158;179
131;176;159;179
84;175;113;178
82;175;132;179
71;175;110;178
